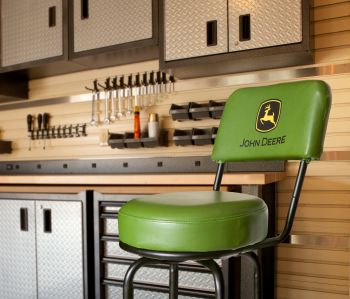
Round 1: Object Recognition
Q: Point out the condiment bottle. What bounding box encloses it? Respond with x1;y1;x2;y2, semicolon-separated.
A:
134;106;141;139
148;113;159;138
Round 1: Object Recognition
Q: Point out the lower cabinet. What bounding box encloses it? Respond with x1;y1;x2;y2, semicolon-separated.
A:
0;192;94;299
94;193;220;299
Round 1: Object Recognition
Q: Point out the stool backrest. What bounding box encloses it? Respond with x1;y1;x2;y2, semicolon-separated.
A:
212;80;331;163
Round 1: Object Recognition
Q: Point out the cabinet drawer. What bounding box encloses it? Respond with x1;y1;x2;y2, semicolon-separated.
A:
228;0;302;52
72;0;153;53
105;284;212;299
105;262;215;291
104;241;138;259
1;0;63;67
103;218;119;235
164;0;228;61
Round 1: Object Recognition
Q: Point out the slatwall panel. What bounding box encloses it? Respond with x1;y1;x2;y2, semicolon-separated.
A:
0;1;349;298
276;2;350;298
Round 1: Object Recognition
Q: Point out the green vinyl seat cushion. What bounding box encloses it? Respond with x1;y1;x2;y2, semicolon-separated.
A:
118;191;268;253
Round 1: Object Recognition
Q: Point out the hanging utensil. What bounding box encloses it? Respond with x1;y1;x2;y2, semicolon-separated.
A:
98;78;111;125
110;77;118;122
86;80;99;126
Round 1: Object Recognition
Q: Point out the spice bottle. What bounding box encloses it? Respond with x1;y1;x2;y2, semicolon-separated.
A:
134;106;141;139
148;113;159;138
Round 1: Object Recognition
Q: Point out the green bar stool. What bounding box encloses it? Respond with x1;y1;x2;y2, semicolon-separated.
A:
118;80;331;299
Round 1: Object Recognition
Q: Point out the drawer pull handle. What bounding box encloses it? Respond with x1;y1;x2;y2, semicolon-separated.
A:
20;208;28;232
239;14;251;41
81;0;89;19
48;6;56;27
206;20;217;47
43;209;52;233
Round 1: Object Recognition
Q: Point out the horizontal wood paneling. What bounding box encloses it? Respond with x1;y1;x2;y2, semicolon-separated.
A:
314;1;350;21
283;2;350;298
276;287;348;299
278;276;348;296
313;0;349;7
314;16;350;35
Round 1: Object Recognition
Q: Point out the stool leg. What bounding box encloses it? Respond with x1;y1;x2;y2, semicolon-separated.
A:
123;257;153;299
169;263;179;299
197;260;224;299
244;252;263;299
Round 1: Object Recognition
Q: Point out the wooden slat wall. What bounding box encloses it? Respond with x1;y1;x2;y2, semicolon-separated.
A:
278;2;350;298
0;1;349;298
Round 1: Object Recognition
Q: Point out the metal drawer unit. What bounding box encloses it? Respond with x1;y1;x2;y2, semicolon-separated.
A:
0;192;95;299
0;0;66;69
94;192;222;298
160;0;312;79
70;0;159;67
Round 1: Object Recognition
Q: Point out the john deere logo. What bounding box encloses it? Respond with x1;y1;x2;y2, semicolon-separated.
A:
256;99;281;132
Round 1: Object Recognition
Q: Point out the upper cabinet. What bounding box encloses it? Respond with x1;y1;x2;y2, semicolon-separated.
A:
164;0;228;61
1;0;67;70
161;0;313;79
228;0;303;52
69;0;159;68
0;0;158;81
0;0;312;89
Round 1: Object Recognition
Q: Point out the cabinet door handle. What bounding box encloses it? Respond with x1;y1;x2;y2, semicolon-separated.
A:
239;14;251;41
20;208;28;232
81;0;89;19
43;209;52;233
206;20;217;47
48;6;56;27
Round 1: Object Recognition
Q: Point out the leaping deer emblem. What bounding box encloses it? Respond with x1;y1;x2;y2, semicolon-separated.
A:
260;104;276;126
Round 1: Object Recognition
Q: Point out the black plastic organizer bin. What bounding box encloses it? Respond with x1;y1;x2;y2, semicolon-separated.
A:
0;141;11;154
173;129;193;146
142;131;168;148
108;131;168;149
209;100;225;119
173;127;217;146
108;133;126;149
124;132;142;149
169;104;190;121
192;127;218;145
189;102;210;120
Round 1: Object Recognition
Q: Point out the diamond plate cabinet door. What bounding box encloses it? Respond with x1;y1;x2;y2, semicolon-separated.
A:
1;0;64;69
36;200;84;299
163;0;228;61
71;0;158;62
229;0;302;52
0;200;37;299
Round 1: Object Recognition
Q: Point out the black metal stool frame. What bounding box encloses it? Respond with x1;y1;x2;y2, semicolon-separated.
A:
121;160;308;299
